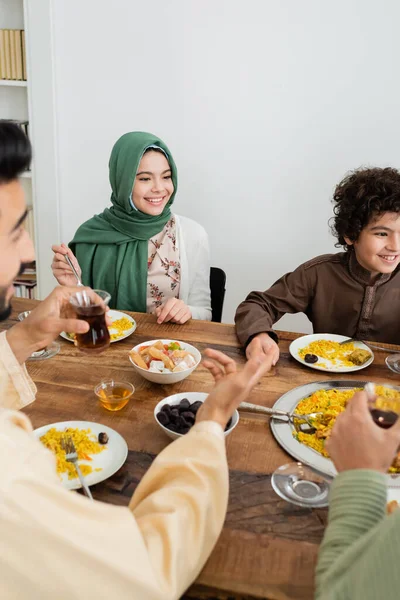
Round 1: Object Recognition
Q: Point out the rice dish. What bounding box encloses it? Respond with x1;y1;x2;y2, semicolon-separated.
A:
40;427;106;480
109;317;133;341
298;340;371;367
294;385;400;472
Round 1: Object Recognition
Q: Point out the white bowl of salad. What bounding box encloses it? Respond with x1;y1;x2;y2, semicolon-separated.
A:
129;339;201;384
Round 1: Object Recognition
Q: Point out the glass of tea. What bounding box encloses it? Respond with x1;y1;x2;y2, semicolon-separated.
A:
69;289;111;354
368;394;400;429
94;380;135;411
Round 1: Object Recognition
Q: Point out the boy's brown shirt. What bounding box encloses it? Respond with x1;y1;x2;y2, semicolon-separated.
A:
235;251;400;345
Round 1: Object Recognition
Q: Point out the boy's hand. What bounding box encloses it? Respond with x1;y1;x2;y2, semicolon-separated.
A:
246;332;279;366
327;391;400;473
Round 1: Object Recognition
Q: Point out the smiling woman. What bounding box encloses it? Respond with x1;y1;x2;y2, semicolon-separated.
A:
51;132;212;324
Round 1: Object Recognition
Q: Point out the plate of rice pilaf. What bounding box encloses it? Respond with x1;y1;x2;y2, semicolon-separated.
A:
34;421;128;490
60;309;136;343
289;333;374;373
270;380;400;486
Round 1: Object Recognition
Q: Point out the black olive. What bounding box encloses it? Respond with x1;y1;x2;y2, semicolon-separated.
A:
170;408;180;422
180;411;195;425
178;399;190;412
157;411;170;426
190;401;203;413
98;432;109;444
304;353;318;364
166;423;178;433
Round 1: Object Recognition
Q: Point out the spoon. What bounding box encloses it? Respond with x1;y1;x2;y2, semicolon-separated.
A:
238;401;323;430
65;254;83;286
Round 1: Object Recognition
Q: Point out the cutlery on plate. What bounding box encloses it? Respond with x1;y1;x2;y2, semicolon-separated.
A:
238;401;322;430
61;434;93;500
339;337;398;353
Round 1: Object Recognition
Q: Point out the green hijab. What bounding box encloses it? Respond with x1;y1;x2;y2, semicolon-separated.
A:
69;132;178;311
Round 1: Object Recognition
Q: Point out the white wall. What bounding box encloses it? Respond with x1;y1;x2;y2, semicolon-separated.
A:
50;0;400;330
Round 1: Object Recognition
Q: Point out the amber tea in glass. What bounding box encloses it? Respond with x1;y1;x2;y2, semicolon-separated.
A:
368;393;400;429
70;290;111;354
94;380;135;411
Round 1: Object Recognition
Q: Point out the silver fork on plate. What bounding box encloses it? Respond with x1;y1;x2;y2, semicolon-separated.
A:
61;434;93;500
339;337;399;353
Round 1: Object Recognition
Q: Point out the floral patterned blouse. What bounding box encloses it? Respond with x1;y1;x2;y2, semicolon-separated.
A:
146;217;181;313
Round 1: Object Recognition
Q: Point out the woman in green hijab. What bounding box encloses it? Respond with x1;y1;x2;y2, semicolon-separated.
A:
51;132;211;323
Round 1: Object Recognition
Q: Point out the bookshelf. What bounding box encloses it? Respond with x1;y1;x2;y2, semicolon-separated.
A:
0;0;36;298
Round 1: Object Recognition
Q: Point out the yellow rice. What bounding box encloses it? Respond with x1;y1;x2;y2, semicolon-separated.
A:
40;427;106;480
109;317;133;341
294;385;400;471
298;340;358;367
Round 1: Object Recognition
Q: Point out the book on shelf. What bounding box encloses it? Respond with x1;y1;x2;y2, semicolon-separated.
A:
0;29;27;81
22;31;27;80
15;30;23;80
14;261;36;300
13;283;37;300
3;29;11;79
10;30;17;80
0;30;6;79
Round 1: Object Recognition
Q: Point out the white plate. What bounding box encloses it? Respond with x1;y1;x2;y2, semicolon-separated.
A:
60;310;136;344
33;420;128;490
289;333;374;373
270;380;400;488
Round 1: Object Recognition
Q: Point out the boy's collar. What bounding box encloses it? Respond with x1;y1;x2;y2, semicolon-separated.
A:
348;249;396;287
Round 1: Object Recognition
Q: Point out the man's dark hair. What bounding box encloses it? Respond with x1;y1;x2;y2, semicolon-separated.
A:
331;167;400;249
0;120;32;184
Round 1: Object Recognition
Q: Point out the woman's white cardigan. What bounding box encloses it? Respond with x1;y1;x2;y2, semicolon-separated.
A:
175;214;212;321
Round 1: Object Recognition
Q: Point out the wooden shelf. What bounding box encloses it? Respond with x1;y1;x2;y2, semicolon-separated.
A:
0;79;27;87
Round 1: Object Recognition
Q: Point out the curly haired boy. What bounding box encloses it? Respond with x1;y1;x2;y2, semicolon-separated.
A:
235;167;400;364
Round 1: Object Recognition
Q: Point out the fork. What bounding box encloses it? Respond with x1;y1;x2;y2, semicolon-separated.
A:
339;337;399;353
61;434;93;500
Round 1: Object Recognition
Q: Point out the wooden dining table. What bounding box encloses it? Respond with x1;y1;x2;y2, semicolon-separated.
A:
3;298;400;600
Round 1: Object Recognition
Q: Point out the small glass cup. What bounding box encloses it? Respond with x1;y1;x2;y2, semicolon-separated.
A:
271;462;331;508
368;390;400;429
94;380;135;411
69;289;111;354
386;355;400;376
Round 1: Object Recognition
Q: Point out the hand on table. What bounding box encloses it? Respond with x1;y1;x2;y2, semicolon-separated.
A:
51;244;82;286
155;298;192;325
197;347;275;429
246;332;279;366
7;286;110;364
326;391;400;473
